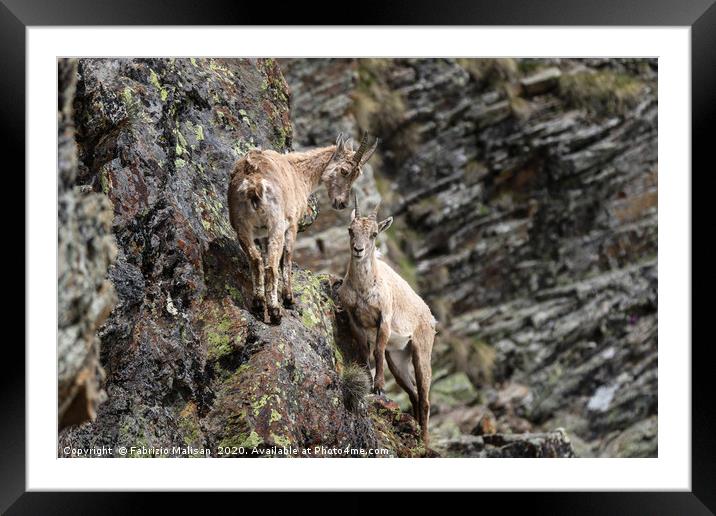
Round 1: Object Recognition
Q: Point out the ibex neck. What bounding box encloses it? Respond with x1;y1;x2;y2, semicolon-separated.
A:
287;145;336;192
347;253;379;291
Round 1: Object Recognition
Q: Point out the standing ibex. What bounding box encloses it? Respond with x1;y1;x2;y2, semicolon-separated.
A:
228;133;378;324
337;196;437;445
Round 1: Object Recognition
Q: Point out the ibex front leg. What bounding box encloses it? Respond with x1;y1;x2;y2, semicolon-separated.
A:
372;315;390;395
282;223;298;308
265;229;285;325
348;314;372;381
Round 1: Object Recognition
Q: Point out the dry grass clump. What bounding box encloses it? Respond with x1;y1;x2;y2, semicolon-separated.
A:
446;333;497;387
457;58;519;90
351;59;422;163
351;59;408;138
342;362;371;413
558;70;646;117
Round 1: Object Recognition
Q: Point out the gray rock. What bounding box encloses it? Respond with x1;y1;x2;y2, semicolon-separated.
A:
520;67;562;96
58;58;425;458
280;58;657;457
58;58;118;430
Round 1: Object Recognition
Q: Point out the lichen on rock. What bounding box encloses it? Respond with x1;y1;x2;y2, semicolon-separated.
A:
58;58;425;458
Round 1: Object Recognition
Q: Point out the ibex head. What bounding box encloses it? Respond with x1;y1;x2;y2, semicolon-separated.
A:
323;132;379;210
348;193;393;261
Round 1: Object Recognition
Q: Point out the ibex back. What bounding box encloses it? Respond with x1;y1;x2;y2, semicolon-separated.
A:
228;133;378;324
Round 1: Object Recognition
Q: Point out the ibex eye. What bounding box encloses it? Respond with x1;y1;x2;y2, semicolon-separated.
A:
371;232;378;239
341;169;350;177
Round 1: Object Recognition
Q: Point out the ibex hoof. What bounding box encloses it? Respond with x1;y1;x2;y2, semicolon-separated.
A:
268;306;282;325
283;295;295;309
372;386;384;396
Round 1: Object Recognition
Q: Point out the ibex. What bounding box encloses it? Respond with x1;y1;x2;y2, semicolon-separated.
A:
228;133;378;324
337;196;437;445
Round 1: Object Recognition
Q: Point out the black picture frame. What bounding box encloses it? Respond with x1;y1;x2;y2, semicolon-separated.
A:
3;0;711;512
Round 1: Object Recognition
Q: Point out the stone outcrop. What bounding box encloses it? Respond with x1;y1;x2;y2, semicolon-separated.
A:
58;58;117;430
58;58;425;457
280;58;657;457
58;57;654;458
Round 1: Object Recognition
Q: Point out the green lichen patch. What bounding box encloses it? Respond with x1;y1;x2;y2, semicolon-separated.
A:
148;68;170;102
367;396;424;457
178;401;203;448
209;347;299;455
193;124;205;142
194;186;234;239
99;167;112;194
431;372;479;407
292;270;336;332
198;299;248;364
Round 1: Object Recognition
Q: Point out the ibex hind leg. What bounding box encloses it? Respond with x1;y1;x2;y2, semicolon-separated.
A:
386;346;419;420
282;224;297;308
238;235;266;322
411;330;433;447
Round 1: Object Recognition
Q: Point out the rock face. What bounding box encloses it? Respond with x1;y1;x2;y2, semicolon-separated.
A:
280;58;657;457
58;58;118;430
443;429;575;458
58;57;652;459
58;58;424;457
278;58;382;275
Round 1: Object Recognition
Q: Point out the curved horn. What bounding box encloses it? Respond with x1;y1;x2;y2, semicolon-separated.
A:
353;192;361;218
370;200;381;220
351;132;370;165
359;137;379;166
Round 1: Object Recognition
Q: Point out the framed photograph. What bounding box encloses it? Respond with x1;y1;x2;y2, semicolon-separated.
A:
5;0;711;511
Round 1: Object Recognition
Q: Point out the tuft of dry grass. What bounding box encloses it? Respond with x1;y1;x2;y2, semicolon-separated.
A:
351;59;418;161
558;70;646;118
342;362;371;413
469;339;497;386
457;58;518;90
441;332;497;388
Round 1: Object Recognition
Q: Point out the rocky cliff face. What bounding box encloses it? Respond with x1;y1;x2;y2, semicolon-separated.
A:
280;58;657;457
58;58;427;457
58;57;651;459
58;58;117;430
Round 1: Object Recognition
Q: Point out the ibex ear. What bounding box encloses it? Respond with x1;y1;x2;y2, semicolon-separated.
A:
350;209;357;221
378;217;393;233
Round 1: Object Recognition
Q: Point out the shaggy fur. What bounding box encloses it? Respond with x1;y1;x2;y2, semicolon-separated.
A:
228;134;377;324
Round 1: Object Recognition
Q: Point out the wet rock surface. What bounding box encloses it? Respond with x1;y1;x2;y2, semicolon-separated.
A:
281;58;657;457
58;58;655;458
58;58;118;430
442;429;575;458
58;58;426;457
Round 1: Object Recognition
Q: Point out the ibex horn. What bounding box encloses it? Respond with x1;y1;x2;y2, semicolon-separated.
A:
354;192;361;218
350;132;379;174
370;200;381;220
